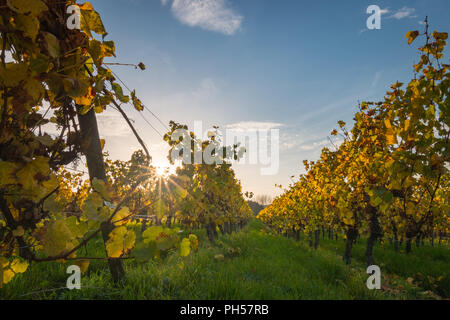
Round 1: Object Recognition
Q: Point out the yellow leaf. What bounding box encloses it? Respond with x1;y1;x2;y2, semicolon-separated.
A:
404;176;415;188
431;154;442;167
15;14;39;40
79;2;94;10
179;238;190;257
74;86;95;106
404;119;410;132
41;220;73;256
74;259;90;273
0;257;9;268
111;207;130;226
214;254;224;261
406;202;415;215
388;179;402;191
0;62;28;87
16;164;37;190
16;157;50;190
384;119;392;129
12;226;24;237
432;31;448;40
106;227;135;258
2;268;15;285
33;156;50;174
7;0;48;15
80;3;106;37
10;258;28;274
386;129;397;145
189;234;199;252
0;161;16;187
405;30;419;45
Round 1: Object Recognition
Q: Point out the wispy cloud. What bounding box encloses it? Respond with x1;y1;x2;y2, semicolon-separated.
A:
162;0;243;35
193;78;218;98
226;121;283;131
388;7;417;20
298;139;329;151
371;71;383;88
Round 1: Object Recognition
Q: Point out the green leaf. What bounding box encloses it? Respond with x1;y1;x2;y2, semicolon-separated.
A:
30;54;52;74
66;216;87;239
131;241;157;262
381;190;393;204
142;226;164;243
42;32;60;58
92;178;112;201
43;194;62;214
156;235;176;251
111;83;129;103
35;134;55;147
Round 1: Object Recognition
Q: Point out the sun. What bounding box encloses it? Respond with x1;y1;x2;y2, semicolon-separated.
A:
155;165;177;177
156;166;166;176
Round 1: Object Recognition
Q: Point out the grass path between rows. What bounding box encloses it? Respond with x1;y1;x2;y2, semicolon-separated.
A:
1;220;448;299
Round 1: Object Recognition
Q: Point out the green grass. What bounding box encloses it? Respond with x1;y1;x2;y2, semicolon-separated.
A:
1;220;448;300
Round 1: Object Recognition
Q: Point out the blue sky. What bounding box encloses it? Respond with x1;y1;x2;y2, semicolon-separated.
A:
89;0;450;197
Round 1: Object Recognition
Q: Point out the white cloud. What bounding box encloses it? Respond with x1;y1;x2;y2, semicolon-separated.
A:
226;121;283;131
298;139;329;151
162;0;243;35
389;7;416;20
193;78;218;98
97;110;133;137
